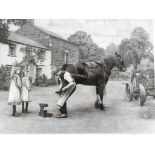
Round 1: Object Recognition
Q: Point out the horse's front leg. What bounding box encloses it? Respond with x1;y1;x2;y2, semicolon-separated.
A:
98;83;106;110
95;86;100;109
95;84;106;110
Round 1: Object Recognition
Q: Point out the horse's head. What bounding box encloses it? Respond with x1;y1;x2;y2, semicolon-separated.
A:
113;52;126;72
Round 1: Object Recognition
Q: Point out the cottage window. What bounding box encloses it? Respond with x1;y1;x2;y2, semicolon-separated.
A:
36;68;42;77
26;49;32;58
38;50;45;60
6;65;12;75
49;39;53;47
64;50;69;64
8;43;16;56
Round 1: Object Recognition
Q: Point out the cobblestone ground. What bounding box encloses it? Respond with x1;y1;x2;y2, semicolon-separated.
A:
0;81;155;133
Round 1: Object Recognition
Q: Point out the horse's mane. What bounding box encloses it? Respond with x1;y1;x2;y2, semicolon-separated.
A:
101;55;115;74
103;55;113;62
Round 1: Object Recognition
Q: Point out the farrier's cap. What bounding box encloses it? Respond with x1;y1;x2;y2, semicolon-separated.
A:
52;67;62;75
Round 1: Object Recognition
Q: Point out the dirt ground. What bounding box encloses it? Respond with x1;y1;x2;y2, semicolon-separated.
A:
0;81;155;134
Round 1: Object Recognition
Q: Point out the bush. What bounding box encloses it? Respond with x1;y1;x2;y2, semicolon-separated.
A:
139;58;154;78
49;77;57;85
111;58;154;81
110;71;120;80
119;65;134;80
34;74;56;87
0;65;10;90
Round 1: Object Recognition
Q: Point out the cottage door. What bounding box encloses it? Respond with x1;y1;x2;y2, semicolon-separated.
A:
28;63;36;83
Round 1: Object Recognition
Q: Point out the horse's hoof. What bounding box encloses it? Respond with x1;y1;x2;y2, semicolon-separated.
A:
99;104;105;110
94;102;99;109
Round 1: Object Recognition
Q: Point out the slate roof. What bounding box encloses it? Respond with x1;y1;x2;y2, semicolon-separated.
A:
30;24;79;46
8;32;49;50
35;25;65;40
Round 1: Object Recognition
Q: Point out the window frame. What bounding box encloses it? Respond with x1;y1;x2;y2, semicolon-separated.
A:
6;65;12;75
26;48;32;58
36;68;42;77
8;43;16;57
38;50;46;60
64;50;69;64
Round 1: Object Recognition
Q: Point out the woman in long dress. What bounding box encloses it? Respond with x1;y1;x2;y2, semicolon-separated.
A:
21;70;31;113
8;66;22;116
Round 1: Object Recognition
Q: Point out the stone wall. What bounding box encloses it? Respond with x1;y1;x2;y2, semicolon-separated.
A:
16;24;79;67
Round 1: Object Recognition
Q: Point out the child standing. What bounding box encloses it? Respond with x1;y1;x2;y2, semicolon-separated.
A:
8;66;22;116
21;70;31;113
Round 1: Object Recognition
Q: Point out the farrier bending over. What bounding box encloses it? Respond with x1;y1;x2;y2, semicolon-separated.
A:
54;68;76;118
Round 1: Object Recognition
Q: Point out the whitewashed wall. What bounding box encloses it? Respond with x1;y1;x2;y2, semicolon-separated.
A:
36;50;51;78
0;43;52;79
0;43;24;66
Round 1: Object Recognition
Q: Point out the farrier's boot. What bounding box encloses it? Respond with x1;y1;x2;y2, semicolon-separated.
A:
56;113;67;118
99;103;105;110
56;103;67;118
62;102;67;114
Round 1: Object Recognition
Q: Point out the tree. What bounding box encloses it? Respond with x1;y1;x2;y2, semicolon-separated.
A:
118;27;153;69
117;38;132;67
105;42;117;56
131;27;149;42
139;58;154;77
0;65;10;90
68;31;105;62
0;19;27;44
131;27;153;65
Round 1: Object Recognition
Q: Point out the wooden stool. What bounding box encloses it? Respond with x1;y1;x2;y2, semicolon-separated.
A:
39;103;53;117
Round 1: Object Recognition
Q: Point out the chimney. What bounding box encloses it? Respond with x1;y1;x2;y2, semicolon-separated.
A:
27;19;35;26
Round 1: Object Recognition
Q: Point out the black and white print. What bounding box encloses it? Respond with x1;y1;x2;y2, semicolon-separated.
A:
0;19;154;133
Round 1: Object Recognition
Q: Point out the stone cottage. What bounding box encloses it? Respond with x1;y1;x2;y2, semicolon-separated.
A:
16;20;79;70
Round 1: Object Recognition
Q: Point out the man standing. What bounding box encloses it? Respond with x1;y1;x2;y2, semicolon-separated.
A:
54;68;76;118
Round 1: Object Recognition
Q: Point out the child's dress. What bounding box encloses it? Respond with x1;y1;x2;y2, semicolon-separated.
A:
8;75;22;105
21;77;31;102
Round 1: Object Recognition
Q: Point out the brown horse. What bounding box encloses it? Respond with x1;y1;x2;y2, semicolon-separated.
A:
61;52;126;110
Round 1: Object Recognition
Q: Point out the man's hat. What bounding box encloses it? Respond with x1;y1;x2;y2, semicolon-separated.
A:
52;67;61;75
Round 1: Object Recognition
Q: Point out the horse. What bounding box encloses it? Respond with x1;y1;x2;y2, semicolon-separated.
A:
61;52;126;110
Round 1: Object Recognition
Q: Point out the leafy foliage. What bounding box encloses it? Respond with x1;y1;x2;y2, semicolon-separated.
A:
105;42;117;56
0;65;10;90
0;19;27;44
139;58;154;78
68;31;105;62
118;57;154;80
118;27;153;69
34;74;56;87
